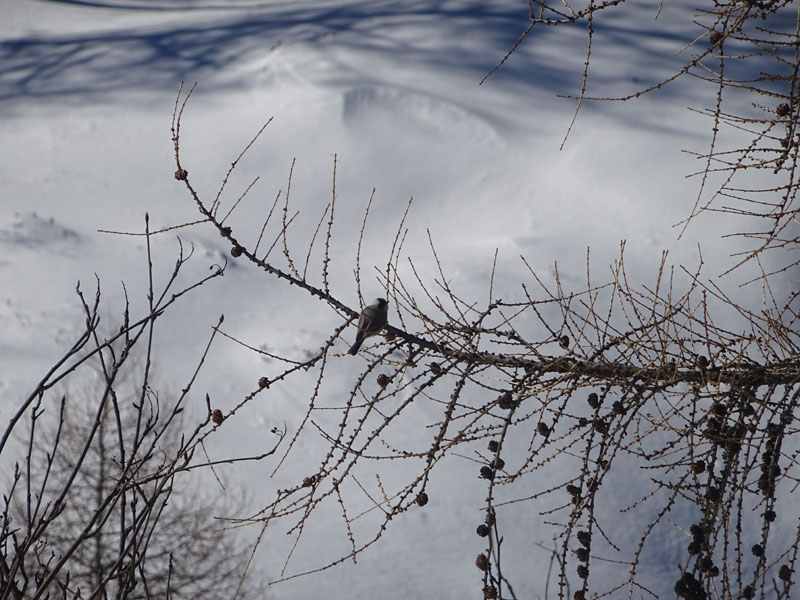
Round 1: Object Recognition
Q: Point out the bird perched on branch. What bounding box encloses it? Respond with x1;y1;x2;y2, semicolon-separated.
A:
348;297;388;355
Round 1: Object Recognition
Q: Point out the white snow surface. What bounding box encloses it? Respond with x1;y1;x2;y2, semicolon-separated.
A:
0;1;779;598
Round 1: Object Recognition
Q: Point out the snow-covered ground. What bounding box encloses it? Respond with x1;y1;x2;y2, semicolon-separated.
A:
1;1;776;598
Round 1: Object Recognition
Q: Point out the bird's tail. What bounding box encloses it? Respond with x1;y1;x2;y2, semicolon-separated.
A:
347;337;363;355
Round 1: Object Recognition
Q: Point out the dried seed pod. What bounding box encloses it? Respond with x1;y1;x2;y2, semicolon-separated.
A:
258;377;270;389
612;400;626;415
302;475;316;487
743;585;754;599
377;373;391;387
704;417;721;439
566;484;581;497
480;466;495;480
693;461;706;474
587;392;601;409
577;530;591;548
778;565;792;582
559;335;570;349
487;440;500;453
573;592;586;600
687;541;701;555
674;572;703;599
690;524;705;543
576;564;589;579
575;547;589;562
230;246;243;258
764;510;776;522
751;544;763;557
698;555;714;572
498;392;517;410
415;492;429;507
475;553;489;571
776;103;791;117
537;422;551;436
174;168;188;180
709;31;723;45
476;524;490;537
696;355;709;369
211;409;225;425
483;585;498;599
491;457;505;470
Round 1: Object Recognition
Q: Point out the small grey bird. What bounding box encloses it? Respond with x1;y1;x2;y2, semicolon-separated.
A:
348;297;389;355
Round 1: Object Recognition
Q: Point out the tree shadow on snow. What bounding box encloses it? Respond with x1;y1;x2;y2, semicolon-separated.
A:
0;0;767;138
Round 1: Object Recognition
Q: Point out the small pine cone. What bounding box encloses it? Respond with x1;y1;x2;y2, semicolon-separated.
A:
587;393;601;409
687;541;701;555
574;592;586;600
429;362;442;375
693;460;705;474
479;466;495;480
230;246;243;258
498;392;516;410
415;492;429;507
696;355;709;369
751;544;763;557
577;530;591;548
575;547;589;562
491;457;505;470
593;418;608;434
377;373;391;387
690;524;704;543
537;422;551;436
475;553;489;571
743;585;754;599
483;585;498;599
576;564;589;579
220;226;232;237
258;377;270;389
709;31;723;45
174;168;188;180
566;484;581;497
764;510;776;522
578;417;589;427
776;103;791;117
487;440;500;453
698;555;714;572
211;409;225;425
778;564;792;582
708;565;719;578
612;400;626;415
302;475;316;487
559;335;570;349
476;524;490;537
